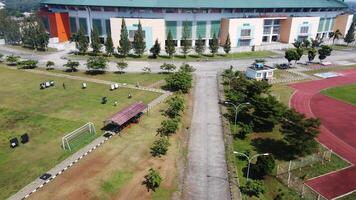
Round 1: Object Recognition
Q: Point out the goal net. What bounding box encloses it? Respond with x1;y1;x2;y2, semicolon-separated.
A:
62;122;96;151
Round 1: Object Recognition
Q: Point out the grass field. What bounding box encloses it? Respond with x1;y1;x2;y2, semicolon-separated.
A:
321;84;356;106
0;65;161;199
41;69;167;87
271;84;295;106
69;50;277;62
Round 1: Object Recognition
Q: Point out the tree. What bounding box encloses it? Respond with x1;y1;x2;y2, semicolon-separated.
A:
344;22;355;45
292;40;302;49
240;180;266;197
86;56;108;71
307;48;317;63
150;137;170;157
105;34;114;56
21;15;49;50
142;67;151;73
284;49;300;66
311;38;323;48
150;39;161;58
302;39;311;48
74;27;89;54
6;55;20;66
63;60;80;72
144;168;162;192
116;60;128;73
160;63;176;73
0;10;21;44
117;19;131;57
237;123;253;139
165;69;193;93
181;21;191;57
133;21;146;57
209;33;219;56
179;63;196;73
253;155;276;178
90;28;102;55
318;45;333;62
165;30;176;58
295;47;304;64
194;35;205;56
281;109;320;156
46;61;55;70
223;34;231;54
157;119;179;136
165;95;185;118
17;59;38;69
332;29;342;44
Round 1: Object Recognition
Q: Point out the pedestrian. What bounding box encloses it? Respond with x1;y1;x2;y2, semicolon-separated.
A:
128;93;132;99
63;83;66;89
114;101;118;106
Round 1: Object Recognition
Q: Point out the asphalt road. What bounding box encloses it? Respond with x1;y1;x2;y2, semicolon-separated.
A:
183;72;230;200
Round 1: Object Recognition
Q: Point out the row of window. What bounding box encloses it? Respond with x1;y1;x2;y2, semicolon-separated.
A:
49;5;344;14
165;21;220;40
69;17;111;36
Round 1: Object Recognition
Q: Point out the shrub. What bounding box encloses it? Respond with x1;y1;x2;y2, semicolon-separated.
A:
116;60;128;73
240;180;266;197
150;137;170;157
157;119;179;136
63;60;80;72
86;56;108;72
144;168;162;192
165;95;185;118
17;59;38;69
142;67;151;73
6;55;20;66
179;63;196;73
165;69;193;93
253;155;276;178
46;61;55;70
160;63;176;73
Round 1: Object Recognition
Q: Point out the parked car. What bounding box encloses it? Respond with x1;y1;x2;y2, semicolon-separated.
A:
276;63;291;70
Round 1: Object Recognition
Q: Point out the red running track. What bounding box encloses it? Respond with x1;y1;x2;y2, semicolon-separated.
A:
289;69;356;200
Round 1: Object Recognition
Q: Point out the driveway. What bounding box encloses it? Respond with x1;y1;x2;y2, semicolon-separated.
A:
183;72;230;200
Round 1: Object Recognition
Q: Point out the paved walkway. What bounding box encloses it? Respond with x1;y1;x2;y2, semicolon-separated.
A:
183;72;230;200
290;69;356;199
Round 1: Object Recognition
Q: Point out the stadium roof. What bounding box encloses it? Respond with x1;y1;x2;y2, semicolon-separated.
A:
105;102;147;126
40;0;348;9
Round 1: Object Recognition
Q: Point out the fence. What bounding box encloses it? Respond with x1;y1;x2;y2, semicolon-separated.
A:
276;148;332;200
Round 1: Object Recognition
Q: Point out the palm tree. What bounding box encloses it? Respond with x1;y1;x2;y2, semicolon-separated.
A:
332;29;342;44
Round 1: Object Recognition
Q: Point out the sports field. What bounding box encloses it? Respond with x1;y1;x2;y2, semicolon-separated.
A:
0;65;161;199
321;84;356;105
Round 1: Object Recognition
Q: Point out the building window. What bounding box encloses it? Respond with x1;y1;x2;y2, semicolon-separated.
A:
105;19;111;35
256;73;262;77
272;26;280;34
241;29;251;37
239;39;251;47
262;36;269;42
103;7;115;12
300;26;309;34
90;6;101;11
92;19;103;35
211;21;220;37
275;8;284;12
271;35;279;42
129;30;146;40
263;27;271;35
297;36;308;41
79;18;88;35
196;21;207;38
182;21;192;39
166;21;177;39
210;9;221;13
165;8;178;13
69;17;77;34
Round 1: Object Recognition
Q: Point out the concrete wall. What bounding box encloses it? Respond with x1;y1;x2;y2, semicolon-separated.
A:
110;18;165;49
334;14;354;37
225;18;264;47
280;17;319;43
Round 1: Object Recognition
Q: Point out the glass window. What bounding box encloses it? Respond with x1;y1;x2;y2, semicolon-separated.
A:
239;39;251;47
262;36;269;42
211;21;220;37
182;21;192;39
79;18;88;35
263;27;271;35
264;20;273;26
92;19;103;35
318;18;325;32
105;19;111;35
256;73;261;77
272;35;279;42
273;20;280;25
42;17;50;33
324;18;331;32
70;17;77;33
166;21;177;39
196;21;206;38
103;7;115;12
275;8;284;12
272;26;280;34
129;30;146;40
241;29;251;37
300;26;309;34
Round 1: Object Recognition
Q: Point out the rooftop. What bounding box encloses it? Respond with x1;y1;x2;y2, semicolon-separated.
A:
40;0;348;9
249;63;275;71
105;102;147;126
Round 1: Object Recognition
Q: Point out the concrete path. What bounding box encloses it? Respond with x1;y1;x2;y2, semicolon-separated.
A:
184;72;230;200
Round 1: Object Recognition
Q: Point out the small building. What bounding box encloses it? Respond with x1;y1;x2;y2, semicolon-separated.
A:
245;63;275;80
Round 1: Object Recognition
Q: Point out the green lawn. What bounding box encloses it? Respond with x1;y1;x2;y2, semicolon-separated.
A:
271;84;295;106
101;170;133;193
0;65;161;199
69;50;277;62
42;69;167;87
321;84;356;105
4;44;58;54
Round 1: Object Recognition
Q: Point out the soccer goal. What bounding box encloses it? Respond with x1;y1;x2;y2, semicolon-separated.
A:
62;122;96;151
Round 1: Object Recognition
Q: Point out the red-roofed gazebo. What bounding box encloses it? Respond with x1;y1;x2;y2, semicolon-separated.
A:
104;102;147;127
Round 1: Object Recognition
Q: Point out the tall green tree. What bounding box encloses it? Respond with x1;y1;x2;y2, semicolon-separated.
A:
150;137;170;157
308;48;317;62
105;34;114;56
253;155;276;178
133;21;146;57
281;109;320;156
150;39;161;58
318;45;333;62
21;15;49;50
90;28;102;55
209;33;219;56
194;35;205;56
117;19;131;57
332;29;342;44
344;22;355;45
284;49;300;66
63;60;80;72
165;30;176;58
165;69;193;93
181;21;191;57
86;56;108;71
223;34;231;54
75;27;89;54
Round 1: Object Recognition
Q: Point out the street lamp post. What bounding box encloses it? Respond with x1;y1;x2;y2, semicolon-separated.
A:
233;151;269;180
224;102;250;134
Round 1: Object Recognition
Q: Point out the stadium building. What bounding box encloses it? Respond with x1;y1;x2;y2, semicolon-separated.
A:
39;0;354;49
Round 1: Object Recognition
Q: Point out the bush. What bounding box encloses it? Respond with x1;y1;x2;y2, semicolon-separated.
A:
150;137;170;157
157;119;179;136
237;123;253;139
165;69;193;93
63;60;80;72
240;180;266;197
17;59;38;69
46;61;55;70
142;67;151;73
144;168;162;192
160;63;176;73
116;60;128;73
165;95;185;118
86;56;108;72
253;155;276;178
6;55;20;66
179;63;196;73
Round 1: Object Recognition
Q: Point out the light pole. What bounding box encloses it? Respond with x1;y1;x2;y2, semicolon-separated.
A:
233;151;269;180
224;102;250;134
